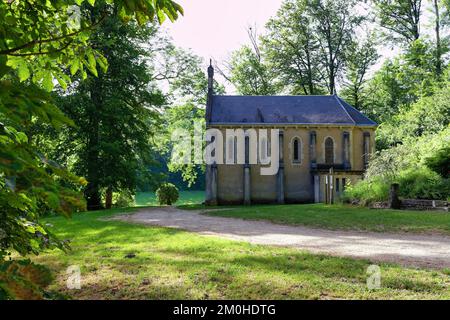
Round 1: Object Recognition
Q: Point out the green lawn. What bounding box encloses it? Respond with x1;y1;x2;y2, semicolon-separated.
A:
135;190;204;206
198;203;450;235
33;207;450;299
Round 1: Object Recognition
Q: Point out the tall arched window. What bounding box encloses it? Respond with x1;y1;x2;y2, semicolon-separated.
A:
325;137;334;164
292;138;301;163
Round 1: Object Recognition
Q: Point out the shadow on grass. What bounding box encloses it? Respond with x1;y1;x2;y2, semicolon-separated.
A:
36;208;450;299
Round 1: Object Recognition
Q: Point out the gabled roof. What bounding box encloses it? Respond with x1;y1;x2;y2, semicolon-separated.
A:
208;95;377;126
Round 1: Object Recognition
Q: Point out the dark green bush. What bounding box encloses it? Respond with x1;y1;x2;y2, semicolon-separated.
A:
344;167;449;205
397;168;449;200
156;183;179;205
425;146;450;178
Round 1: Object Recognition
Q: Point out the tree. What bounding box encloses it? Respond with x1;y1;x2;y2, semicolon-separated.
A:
373;0;422;44
263;0;363;95
341;35;380;109
263;0;323;94
156;52;225;187
433;0;443;75
0;0;182;297
52;12;167;210
364;39;436;123
309;0;364;94
223;27;277;95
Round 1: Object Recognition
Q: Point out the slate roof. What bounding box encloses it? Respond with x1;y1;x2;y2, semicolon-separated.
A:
208;95;377;126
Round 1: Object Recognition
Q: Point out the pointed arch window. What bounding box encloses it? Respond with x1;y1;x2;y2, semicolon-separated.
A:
325;137;334;164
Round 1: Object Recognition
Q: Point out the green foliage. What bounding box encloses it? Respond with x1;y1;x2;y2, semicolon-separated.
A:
364;40;438;124
0;0;183;299
340;35;380;110
343;176;390;205
262;0;362;95
373;0;421;44
156;183;179;205
226;27;277;95
228;45;277;95
156;51;224;187
0;259;61;300
376;75;449;148
344;168;449;204
46;13;169;210
112;190;135;208
425;146;450;178
397;168;449;200
0;81;86;261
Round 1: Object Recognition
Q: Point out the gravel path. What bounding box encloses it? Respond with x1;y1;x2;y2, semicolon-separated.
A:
114;207;450;269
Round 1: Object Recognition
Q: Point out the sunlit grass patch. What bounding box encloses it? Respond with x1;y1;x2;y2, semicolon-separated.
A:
32;207;450;299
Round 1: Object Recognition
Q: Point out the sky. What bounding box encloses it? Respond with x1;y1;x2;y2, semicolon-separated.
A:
162;0;284;91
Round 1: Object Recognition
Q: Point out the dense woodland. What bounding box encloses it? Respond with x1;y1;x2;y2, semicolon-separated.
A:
0;0;449;298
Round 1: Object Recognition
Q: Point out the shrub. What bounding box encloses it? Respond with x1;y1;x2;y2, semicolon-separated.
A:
112;191;135;208
342;176;390;206
156;183;179;205
397;168;449;200
343;167;449;205
425;146;450;178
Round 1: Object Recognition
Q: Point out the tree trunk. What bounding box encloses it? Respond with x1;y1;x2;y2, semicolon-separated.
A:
85;77;103;211
433;0;442;76
105;186;113;209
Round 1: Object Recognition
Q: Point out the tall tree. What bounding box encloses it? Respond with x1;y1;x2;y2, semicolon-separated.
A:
341;35;380;109
264;0;323;94
373;0;422;44
54;12;166;210
223;27;277;95
309;0;363;94
433;0;443;75
364;39;436;123
0;0;182;298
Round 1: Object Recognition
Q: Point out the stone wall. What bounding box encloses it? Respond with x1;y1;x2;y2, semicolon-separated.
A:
371;199;449;212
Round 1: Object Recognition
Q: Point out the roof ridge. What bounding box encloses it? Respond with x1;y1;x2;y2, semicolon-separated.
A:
337;96;377;125
334;95;356;125
213;94;336;98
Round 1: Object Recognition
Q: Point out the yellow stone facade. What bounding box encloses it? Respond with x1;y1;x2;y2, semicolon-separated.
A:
208;125;376;204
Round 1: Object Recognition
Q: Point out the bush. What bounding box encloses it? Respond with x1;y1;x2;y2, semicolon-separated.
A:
156;183;179;205
425;146;450;178
112;191;135;208
342;176;390;206
343;167;449;205
397;168;449;200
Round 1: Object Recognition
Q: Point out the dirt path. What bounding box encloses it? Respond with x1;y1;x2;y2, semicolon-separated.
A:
114;207;450;269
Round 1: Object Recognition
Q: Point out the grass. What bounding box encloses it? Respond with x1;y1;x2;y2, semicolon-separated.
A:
32;207;450;299
194;203;450;235
134;190;204;207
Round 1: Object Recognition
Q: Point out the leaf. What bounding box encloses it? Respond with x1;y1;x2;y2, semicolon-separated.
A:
97;54;108;73
70;59;80;75
0;55;12;78
157;10;166;24
42;72;54;92
18;62;30;82
56;74;67;90
86;51;96;69
87;0;95;6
